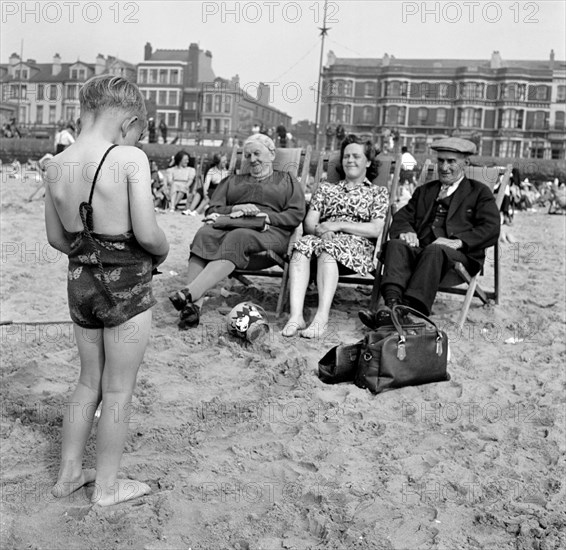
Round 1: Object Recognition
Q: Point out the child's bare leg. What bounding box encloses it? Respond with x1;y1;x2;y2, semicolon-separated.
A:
93;310;152;506
52;325;104;497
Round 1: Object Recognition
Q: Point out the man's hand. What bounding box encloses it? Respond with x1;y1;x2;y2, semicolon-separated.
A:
400;232;419;247
231;203;260;216
432;237;463;249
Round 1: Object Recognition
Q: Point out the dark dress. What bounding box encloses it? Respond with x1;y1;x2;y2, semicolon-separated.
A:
190;170;306;269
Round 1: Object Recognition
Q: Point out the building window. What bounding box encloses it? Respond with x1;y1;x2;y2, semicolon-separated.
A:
49;105;56;123
530;142;545;158
557;85;566;102
150;69;158;84
362;106;373;123
364;82;375;97
159;70;167;84
70;68;86;80
170;70;179;84
167;113;176;127
418;108;428;125
168;91;177;106
36;105;43;124
436;108;447;126
459;107;481;128
149;90;157;104
224;95;232;114
535;86;548;100
65;106;76;121
66;84;78;100
344;81;353;96
555;111;565;130
214;119;221;133
49;85;58;101
397;106;406;125
158;91;166;105
205;94;213;113
139;69;147;84
36;84;44;101
501;109;523;129
214;94;222;113
15;69;29;80
388;81;401;97
533;111;547;129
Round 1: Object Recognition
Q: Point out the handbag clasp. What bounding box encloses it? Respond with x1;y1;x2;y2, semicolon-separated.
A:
397;335;406;361
436;335;443;356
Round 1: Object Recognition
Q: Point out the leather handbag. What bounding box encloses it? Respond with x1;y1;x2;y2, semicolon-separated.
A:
354;305;450;394
212;215;267;231
317;320;426;385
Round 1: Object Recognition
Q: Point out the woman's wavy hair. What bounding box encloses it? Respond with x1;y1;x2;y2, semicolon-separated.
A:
337;134;380;182
172;150;190;167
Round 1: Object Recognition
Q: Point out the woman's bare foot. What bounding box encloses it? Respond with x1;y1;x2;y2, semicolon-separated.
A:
281;318;306;337
52;468;97;498
300;318;328;340
92;479;151;507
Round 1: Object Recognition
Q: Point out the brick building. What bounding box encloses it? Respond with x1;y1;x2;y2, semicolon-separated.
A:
320;50;565;159
0;52;135;132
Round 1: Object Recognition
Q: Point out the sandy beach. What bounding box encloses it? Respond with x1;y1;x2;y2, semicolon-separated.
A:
1;173;565;550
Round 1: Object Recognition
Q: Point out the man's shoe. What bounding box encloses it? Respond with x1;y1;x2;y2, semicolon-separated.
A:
358;307;393;330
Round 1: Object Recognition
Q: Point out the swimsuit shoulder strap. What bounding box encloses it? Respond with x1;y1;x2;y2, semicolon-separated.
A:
87;144;119;205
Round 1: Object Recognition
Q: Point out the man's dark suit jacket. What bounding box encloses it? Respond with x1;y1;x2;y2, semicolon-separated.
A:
389;177;501;275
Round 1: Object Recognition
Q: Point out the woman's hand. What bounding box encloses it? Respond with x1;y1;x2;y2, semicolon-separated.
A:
315;221;341;237
231;203;260;216
320;230;336;241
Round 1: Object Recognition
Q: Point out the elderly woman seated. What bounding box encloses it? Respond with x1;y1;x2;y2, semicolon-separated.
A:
169;134;306;329
282;135;389;339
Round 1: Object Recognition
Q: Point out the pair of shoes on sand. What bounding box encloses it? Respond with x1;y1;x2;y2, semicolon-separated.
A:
169;289;200;329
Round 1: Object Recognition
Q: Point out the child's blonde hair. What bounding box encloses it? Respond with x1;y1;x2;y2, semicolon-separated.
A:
79;75;147;126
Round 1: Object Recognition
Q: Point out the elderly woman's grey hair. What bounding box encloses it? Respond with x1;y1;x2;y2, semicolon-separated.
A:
244;133;276;153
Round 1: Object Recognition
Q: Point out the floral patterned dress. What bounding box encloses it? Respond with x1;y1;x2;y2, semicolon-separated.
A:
293;179;389;276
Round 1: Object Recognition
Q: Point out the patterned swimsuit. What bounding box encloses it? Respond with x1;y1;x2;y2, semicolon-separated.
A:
66;145;156;328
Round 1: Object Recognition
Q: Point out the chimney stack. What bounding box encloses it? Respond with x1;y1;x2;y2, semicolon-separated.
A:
52;53;61;75
144;42;152;61
490;51;502;69
95;54;105;75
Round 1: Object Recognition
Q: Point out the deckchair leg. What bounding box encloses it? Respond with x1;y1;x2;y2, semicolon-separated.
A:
457;275;479;329
276;263;290;318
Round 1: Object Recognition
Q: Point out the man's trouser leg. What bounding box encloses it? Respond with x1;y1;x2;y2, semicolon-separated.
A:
381;239;422;302
405;244;472;315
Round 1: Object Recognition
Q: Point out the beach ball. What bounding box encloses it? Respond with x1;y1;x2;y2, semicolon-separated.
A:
227;302;268;341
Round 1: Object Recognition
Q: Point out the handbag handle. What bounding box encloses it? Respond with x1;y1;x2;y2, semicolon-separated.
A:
391;305;444;359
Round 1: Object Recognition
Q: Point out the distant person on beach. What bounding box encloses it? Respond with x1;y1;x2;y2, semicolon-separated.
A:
166;151;196;213
159;118;168;143
169;133;305;330
54;122;75;154
44;74;169;506
281;135;388;339
183;152;230;216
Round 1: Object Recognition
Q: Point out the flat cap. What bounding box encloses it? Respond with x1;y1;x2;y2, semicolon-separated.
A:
430;137;476;155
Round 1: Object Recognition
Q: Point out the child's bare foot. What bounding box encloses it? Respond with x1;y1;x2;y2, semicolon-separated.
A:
281;318;306;337
52;468;96;498
93;479;151;507
300;318;328;340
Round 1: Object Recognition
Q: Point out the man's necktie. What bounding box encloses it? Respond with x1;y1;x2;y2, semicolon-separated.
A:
437;184;452;200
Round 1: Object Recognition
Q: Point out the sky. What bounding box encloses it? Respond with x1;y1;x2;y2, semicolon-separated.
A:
2;0;565;122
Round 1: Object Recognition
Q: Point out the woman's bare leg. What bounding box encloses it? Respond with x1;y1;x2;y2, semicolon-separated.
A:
301;252;339;339
281;251;309;337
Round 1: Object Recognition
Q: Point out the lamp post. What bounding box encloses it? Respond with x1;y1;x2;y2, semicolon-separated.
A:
313;0;329;150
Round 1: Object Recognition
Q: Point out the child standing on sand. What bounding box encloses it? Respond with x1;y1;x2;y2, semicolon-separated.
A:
44;75;169;506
